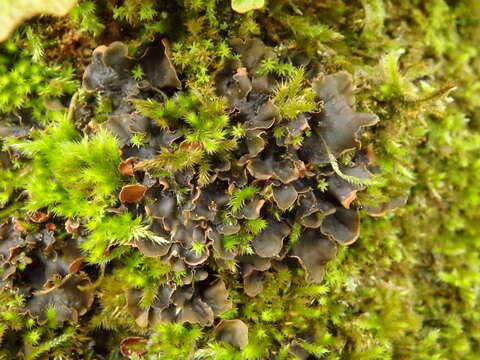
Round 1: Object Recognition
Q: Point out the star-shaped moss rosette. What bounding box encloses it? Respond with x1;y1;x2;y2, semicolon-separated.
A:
72;36;391;345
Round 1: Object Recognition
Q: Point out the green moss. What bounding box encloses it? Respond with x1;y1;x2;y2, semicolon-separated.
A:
135;91;237;183
15;118;121;219
273;68;316;120
227;186;260;214
0;41;77;119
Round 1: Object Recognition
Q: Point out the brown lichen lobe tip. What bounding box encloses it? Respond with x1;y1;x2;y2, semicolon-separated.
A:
125;279;232;328
300;71;379;165
28;273;94;324
327;164;372;209
119;336;147;357
236;67;248;77
292;229;337;283
119;184;148;203
202;279;232;315
214;319;249;349
138;38;182;89
244;271;265;297
82;41;130;92
321;207;360;245
119;157;137;176
252;217;290;258
29;211;50;223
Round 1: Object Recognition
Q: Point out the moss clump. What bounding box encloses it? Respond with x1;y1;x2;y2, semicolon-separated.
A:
15;119;121;219
0;40;77;119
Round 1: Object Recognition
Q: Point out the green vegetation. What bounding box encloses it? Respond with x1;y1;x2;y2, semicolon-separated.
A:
134;92;236;183
0;39;77;118
272;68;316;120
15;119;121;218
227;186;260;214
0;0;479;359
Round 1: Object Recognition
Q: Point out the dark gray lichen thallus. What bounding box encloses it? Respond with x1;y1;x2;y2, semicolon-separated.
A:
212;38;381;283
78;37;394;346
0;220;93;325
